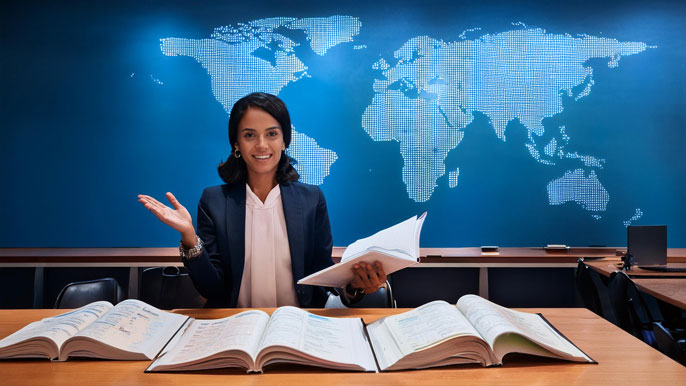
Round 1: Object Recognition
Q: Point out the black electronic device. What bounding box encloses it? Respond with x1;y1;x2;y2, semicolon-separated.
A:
626;225;684;271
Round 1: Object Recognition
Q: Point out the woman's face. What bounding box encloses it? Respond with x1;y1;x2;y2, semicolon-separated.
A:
235;107;285;182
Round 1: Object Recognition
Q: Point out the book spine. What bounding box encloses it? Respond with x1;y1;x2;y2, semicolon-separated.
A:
361;318;381;373
536;313;597;364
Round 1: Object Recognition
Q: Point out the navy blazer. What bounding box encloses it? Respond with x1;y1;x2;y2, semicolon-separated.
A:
182;181;334;308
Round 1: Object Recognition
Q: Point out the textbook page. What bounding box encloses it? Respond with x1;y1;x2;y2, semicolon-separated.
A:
412;212;427;258
368;300;486;370
0;301;112;359
342;214;423;262
298;249;420;287
456;295;591;362
149;310;270;371
257;307;377;371
298;213;426;287
61;299;188;360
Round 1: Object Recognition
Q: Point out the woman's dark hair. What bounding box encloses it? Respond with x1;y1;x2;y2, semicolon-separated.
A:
217;92;299;184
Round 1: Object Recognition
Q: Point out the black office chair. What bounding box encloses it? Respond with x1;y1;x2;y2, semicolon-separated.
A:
575;259;617;324
607;271;659;346
139;266;206;309
653;321;686;365
54;278;125;309
324;281;395;308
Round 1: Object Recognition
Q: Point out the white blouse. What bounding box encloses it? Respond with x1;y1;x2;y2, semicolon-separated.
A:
236;184;299;308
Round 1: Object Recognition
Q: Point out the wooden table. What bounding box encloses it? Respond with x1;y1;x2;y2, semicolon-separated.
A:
632;279;686;310
2;248;684;307
0;247;654;305
585;259;686;278
1;307;685;385
585;259;686;310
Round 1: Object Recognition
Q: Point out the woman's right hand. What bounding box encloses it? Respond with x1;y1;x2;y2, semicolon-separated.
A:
138;192;196;247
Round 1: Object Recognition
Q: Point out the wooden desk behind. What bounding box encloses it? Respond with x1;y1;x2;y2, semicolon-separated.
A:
1;248;684;308
632;278;686;310
585;259;686;310
585;259;686;278
1;307;685;385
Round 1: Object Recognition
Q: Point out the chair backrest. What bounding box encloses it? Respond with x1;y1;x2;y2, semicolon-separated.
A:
653;321;686;365
607;271;658;345
139;266;206;309
325;281;395;308
575;259;618;325
575;260;602;313
54;278;124;309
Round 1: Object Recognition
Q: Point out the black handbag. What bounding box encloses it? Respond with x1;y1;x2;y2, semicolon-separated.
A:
139;266;206;309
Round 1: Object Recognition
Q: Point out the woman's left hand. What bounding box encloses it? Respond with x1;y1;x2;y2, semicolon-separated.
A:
350;261;387;294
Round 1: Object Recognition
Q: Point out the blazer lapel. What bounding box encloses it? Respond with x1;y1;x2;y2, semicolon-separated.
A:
225;183;246;295
281;182;305;281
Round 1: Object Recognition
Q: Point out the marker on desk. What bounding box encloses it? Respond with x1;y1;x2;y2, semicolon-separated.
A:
545;244;570;250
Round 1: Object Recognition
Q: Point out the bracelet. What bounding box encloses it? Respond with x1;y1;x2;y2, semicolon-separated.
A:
179;236;204;260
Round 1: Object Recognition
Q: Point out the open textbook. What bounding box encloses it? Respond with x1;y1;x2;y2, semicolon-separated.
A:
0;295;593;371
0;299;189;361
146;306;377;373
367;295;594;370
148;295;592;373
298;212;427;287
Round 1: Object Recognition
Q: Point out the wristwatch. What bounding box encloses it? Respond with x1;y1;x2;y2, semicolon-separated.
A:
345;284;365;301
179;236;204;260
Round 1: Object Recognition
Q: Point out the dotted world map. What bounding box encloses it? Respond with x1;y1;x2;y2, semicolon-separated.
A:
159;16;650;223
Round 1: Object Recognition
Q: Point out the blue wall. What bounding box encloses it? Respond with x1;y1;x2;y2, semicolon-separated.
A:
1;0;684;247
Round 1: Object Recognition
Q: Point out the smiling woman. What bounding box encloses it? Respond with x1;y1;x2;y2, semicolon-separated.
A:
233;107;287;197
137;92;386;308
217;93;299;196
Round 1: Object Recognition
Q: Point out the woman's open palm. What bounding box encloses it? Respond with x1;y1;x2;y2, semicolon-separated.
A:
137;192;194;235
